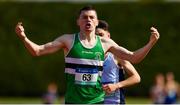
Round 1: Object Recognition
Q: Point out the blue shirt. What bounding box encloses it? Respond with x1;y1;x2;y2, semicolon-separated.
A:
164;90;177;104
101;53;125;104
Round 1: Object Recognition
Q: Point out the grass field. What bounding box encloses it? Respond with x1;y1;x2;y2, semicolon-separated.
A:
0;96;152;104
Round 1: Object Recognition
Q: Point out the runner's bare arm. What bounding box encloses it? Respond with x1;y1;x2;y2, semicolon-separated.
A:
102;60;140;94
15;22;71;56
116;60;141;88
102;27;160;64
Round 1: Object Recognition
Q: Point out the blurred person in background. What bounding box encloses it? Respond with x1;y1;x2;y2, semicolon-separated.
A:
15;5;160;104
150;73;166;104
96;20;141;104
164;72;179;104
42;82;58;104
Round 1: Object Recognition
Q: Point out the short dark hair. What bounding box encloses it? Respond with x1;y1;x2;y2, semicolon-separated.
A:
96;20;109;31
78;5;97;17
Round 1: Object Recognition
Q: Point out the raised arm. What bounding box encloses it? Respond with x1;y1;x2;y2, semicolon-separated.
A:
102;60;141;94
130;27;160;63
15;22;67;56
106;27;160;64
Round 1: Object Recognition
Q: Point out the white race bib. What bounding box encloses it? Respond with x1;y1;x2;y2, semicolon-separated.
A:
75;68;98;85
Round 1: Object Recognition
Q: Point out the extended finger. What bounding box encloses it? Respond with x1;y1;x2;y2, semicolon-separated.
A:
150;27;157;32
18;22;22;25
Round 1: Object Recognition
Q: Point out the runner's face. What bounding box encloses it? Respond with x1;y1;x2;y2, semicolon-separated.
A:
77;10;98;32
96;28;110;38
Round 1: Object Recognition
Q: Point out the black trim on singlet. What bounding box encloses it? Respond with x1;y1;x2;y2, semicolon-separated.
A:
65;63;103;71
119;67;126;104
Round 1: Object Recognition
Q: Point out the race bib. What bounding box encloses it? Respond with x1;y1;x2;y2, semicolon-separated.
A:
75;68;98;85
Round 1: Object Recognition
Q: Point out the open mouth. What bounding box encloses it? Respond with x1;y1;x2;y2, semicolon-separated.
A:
85;23;91;29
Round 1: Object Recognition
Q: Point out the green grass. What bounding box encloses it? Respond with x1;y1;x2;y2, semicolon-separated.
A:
126;97;151;104
0;97;43;104
0;96;150;104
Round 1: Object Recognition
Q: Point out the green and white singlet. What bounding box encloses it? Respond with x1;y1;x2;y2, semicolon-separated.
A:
64;33;105;104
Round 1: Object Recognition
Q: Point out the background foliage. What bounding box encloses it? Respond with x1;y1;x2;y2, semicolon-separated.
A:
0;2;180;97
